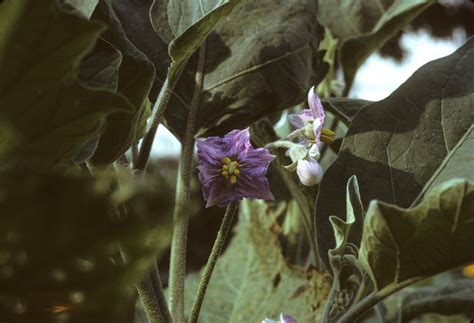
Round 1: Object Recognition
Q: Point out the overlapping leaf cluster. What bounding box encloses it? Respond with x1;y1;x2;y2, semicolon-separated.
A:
1;0;473;322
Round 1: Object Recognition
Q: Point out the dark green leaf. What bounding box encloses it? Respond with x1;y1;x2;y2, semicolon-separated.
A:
153;0;246;84
316;38;474;269
321;97;373;125
0;0;131;166
0;170;172;322
319;0;434;92
396;279;474;322
413;125;474;205
183;200;330;322
159;0;325;140
359;179;474;290
90;0;158;164
79;38;122;90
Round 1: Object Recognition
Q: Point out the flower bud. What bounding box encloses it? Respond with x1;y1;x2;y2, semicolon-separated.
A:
296;158;323;186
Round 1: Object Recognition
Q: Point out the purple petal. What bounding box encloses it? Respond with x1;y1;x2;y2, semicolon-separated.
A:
307;86;325;122
197;137;228;166
288;114;305;128
225;128;252;156
240;148;275;176
289;108;314;128
280;314;297;323
204;177;239;208
235;173;274;201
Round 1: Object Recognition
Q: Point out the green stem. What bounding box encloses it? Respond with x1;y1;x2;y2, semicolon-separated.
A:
337;276;426;323
136;262;170;323
169;43;207;322
320;277;339;323
135;76;174;171
188;202;239;323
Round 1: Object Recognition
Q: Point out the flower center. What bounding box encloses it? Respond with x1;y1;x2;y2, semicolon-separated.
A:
221;157;240;184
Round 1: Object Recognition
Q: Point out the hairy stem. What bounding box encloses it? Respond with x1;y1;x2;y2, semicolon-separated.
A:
337;276;426;323
135;76;174;171
188;202;239;323
137;265;169;323
169;43;207;322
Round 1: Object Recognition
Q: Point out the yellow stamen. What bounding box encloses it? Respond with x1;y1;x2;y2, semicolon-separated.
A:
320;128;335;144
221;157;241;183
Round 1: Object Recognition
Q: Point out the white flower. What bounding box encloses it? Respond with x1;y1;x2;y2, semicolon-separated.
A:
296;158;323;186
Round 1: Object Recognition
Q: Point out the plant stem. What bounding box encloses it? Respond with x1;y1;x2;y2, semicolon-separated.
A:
320;277;338;323
135;76;174;171
169;43;207;322
188;202;239;323
337;276;426;323
136;266;168;323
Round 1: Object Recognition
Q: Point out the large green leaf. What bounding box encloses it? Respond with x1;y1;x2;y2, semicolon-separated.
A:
0;0;131;166
413;125;474;204
359;179;474;290
153;0;326;140
155;0;245;84
0;170;172;322
321;97;373;125
315;38;474;269
88;0;158;164
318;0;434;92
183;200;330;322
78;38;122;91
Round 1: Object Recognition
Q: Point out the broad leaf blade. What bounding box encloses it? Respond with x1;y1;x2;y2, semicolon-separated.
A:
158;0;325;140
89;0;158;164
183;200;330;322
166;0;244;84
321;97;373;124
0;0;131;166
315;38;474;269
359;179;474;290
413;125;474;204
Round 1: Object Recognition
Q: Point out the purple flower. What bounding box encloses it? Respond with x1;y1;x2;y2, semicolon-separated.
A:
197;128;275;208
288;86;325;146
262;313;297;323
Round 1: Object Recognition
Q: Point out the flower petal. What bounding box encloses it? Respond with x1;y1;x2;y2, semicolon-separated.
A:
240;148;275;176
197;136;228;166
205;177;240;208
225;128;252;156
307;86;325;122
235;173;274;201
280;313;297;323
